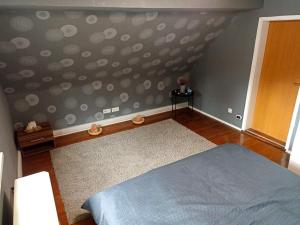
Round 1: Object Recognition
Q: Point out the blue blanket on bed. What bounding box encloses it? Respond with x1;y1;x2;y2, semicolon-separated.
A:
82;144;300;225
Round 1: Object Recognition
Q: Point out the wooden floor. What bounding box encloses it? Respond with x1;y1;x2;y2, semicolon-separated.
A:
22;108;289;225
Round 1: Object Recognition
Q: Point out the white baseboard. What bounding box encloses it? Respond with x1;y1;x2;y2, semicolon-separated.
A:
17;150;22;178
54;103;188;137
191;106;242;131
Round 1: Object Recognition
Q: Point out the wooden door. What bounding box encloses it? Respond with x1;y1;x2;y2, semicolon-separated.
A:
252;21;300;142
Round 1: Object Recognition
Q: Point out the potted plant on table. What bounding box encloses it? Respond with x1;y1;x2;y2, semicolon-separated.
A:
177;73;190;93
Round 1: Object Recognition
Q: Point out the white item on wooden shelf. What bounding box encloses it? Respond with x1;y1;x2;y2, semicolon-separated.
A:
13;172;59;225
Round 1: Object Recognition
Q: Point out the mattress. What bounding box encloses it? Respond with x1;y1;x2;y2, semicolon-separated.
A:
82;144;300;225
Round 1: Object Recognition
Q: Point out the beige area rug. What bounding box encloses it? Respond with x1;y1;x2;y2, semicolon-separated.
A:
50;119;216;224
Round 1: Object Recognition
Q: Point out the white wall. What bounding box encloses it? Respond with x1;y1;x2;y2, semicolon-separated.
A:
0;88;18;225
288;112;300;175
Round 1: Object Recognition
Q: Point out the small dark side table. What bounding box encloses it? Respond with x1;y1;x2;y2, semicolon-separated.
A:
171;88;194;117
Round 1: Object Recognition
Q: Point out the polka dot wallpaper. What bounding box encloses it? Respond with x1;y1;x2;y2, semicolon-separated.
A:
0;9;235;130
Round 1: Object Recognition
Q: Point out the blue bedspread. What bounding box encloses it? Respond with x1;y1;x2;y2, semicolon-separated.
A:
82;144;300;225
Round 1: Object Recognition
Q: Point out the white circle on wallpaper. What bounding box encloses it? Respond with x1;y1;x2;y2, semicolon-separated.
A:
120;92;129;102
166;33;176;43
25;94;40;106
94;112;104;120
89;32;105;44
132;43;143;52
106;83;114;92
19;69;35;78
80;104;88;111
36;11;51;20
96;58;108;67
120;34;130;42
78;75;87;81
65;114;76;124
133;102;140;109
60;82;72;90
92;80;102;90
61;25;78;37
143;52;151;58
60;58;74;67
81;51;92;58
152;59;161;66
42;76;53;82
157;81;166;91
40;49;52;57
86;15;98;24
10;16;34;32
112;61;120;68
143;80;152;90
157;23;166;31
3;87;15;94
47;105;57;114
10;37;30;49
104;28;117;39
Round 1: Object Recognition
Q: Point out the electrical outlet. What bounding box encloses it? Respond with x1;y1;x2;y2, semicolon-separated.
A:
236;114;243;120
103;108;111;114
228;108;233;114
112;106;119;112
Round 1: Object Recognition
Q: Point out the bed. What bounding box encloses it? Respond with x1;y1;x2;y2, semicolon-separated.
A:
82;144;300;225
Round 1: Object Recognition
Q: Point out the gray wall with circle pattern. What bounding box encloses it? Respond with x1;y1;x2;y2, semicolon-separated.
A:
0;9;235;130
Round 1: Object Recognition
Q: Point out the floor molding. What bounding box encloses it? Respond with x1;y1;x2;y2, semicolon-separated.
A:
54;103;188;137
191;107;242;131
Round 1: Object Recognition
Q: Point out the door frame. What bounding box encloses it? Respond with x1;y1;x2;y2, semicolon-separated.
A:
242;15;300;152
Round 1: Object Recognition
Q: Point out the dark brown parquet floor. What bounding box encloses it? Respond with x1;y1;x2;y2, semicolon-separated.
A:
22;108;289;225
